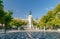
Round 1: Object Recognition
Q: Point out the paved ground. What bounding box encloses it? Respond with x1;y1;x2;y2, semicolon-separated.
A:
0;30;60;39
0;29;60;33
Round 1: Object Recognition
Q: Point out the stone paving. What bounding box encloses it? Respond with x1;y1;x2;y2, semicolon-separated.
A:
0;31;60;39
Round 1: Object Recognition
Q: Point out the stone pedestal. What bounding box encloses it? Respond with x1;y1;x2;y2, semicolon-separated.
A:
28;14;33;29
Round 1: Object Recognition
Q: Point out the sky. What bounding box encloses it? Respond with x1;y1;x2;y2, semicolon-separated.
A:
3;0;60;19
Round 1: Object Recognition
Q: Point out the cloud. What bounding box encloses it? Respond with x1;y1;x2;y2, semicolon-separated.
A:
45;8;50;11
50;7;54;10
45;7;54;11
15;10;20;13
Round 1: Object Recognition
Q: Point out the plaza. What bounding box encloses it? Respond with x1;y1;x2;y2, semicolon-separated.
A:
0;0;60;39
0;30;60;39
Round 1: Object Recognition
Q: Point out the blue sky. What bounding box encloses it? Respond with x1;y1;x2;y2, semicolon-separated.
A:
3;0;60;19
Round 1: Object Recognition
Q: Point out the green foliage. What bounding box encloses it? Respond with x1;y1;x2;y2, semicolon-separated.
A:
1;10;13;33
0;0;5;24
0;0;13;33
54;3;60;12
10;19;28;29
39;3;60;29
4;11;13;23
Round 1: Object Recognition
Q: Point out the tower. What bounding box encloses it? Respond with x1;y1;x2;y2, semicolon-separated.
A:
28;11;33;29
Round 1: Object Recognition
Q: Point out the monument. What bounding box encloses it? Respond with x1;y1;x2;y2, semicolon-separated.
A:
27;11;33;29
19;11;33;30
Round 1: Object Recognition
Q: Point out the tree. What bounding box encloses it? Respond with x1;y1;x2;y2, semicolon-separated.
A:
4;10;13;33
54;3;60;13
0;0;13;33
10;19;28;29
0;0;5;24
39;3;60;30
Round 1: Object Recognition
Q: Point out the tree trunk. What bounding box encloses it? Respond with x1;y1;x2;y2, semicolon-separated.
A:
4;23;7;34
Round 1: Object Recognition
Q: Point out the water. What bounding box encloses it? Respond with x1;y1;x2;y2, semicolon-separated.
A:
0;32;60;39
